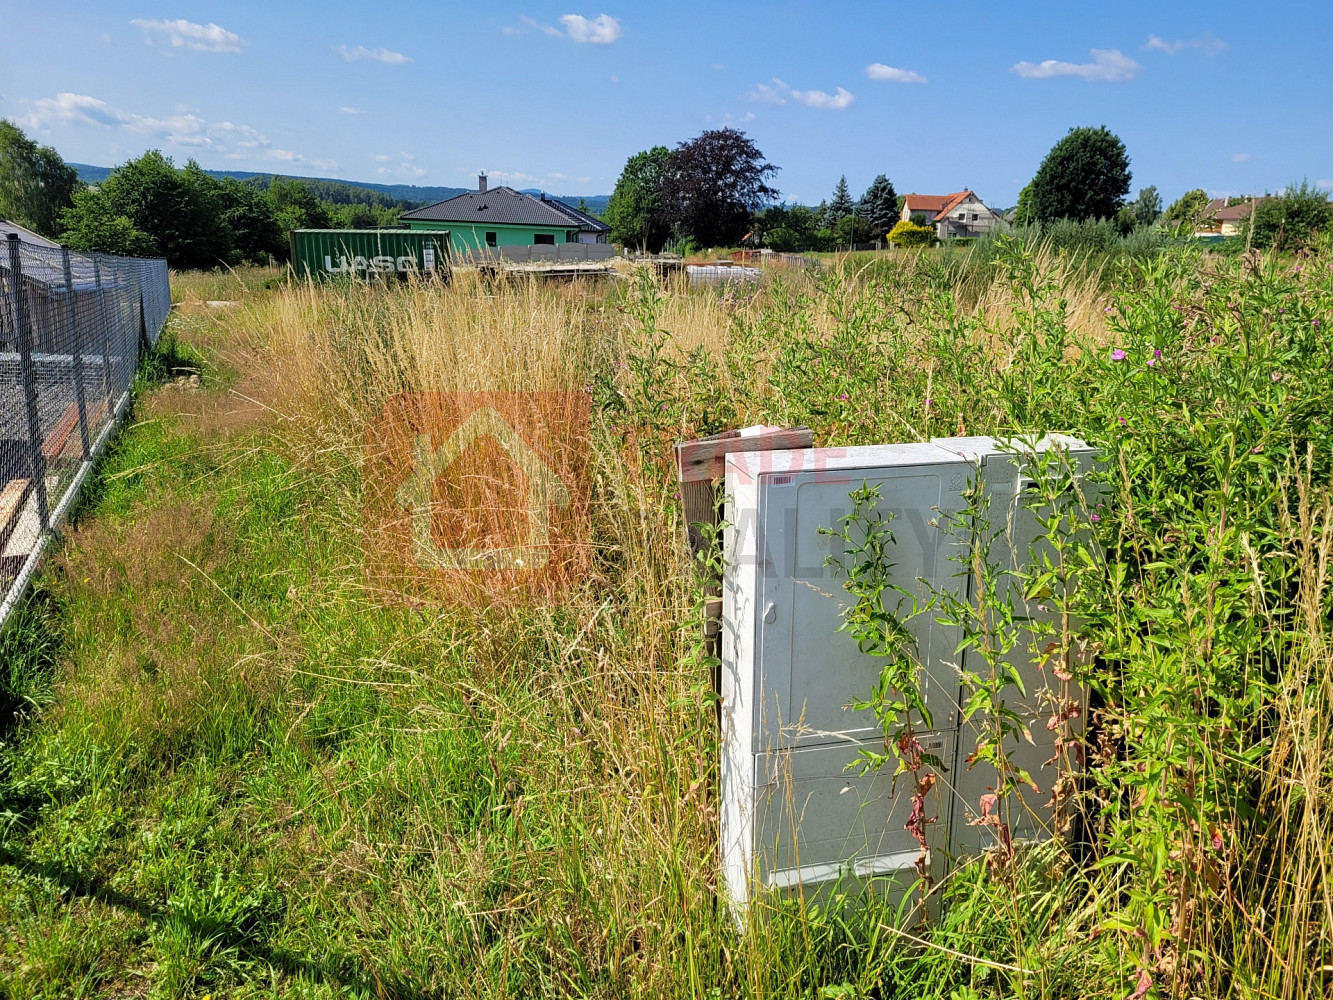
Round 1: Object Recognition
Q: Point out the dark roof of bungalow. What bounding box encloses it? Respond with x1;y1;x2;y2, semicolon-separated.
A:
401;186;585;228
543;198;610;233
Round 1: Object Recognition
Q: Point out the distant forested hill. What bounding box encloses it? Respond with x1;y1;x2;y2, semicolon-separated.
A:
68;163;609;213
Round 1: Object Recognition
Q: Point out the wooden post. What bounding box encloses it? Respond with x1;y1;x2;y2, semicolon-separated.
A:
674;425;814;707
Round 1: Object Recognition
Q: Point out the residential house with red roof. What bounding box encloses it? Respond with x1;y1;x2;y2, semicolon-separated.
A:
1193;197;1266;237
900;190;1002;239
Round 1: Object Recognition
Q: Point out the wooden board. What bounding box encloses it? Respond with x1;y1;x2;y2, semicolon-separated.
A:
674;426;813;558
42;402;80;459
0;478;30;541
674;425;814;484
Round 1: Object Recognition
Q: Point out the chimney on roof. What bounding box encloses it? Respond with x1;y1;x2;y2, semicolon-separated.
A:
478;173;487;194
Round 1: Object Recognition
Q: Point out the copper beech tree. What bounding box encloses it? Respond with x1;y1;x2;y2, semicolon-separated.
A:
657;127;779;248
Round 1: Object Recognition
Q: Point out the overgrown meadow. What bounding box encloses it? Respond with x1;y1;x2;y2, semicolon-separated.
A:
1;240;1331;1000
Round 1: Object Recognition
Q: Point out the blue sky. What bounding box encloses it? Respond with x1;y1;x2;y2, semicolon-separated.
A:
3;1;1329;207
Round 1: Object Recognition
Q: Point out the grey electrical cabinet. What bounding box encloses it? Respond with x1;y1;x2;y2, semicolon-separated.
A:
720;434;1097;912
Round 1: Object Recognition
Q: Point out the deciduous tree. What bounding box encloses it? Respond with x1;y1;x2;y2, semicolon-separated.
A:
1029;126;1132;223
267;176;333;235
1013;183;1036;225
66;151;231;268
217;178;287;263
658;128;779;248
59;188;157;257
0;118;80;238
1249;180;1332;252
604;146;670;251
1132;185;1162;227
1163;188;1212;231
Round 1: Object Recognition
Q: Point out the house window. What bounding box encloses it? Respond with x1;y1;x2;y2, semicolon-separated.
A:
485;232;497;247
533;233;555;245
971;213;978;221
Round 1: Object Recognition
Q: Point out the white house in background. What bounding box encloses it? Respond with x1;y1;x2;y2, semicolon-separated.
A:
900;190;1003;239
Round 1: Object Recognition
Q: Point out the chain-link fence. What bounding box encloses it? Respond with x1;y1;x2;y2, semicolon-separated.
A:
0;231;170;629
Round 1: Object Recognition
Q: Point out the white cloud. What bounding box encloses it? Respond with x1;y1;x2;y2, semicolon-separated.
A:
1144;35;1182;54
520;16;565;38
559;14;622;44
1232;153;1252;162
610;74;619;83
747;78;852;109
518;13;621;44
309;159;339;171
1011;49;1140;82
501;25;520;36
1145;33;1227;56
746;78;788;104
789;86;855;110
865;62;927;84
130;18;245;53
489;170;536;184
23;93;134;129
712;63;726;71
336;45;411;64
1317;179;1333;189
338;106;365;115
19;91;299;162
378;153;423;176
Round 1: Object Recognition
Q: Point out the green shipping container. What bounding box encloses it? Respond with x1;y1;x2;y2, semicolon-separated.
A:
290;229;451;281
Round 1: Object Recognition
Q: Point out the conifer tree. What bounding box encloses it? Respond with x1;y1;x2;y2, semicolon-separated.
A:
824;176;855;229
859;174;899;241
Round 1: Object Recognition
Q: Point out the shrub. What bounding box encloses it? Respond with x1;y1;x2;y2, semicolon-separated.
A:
888;219;936;248
1248;180;1333;253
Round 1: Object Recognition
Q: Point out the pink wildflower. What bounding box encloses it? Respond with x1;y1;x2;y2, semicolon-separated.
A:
1111;349;1126;361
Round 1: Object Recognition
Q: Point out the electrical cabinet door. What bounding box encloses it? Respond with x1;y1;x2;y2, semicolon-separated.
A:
752;731;954;896
752;464;972;751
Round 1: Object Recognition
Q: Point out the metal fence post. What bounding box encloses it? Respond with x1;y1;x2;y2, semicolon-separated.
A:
60;245;92;459
92;254;114;407
6;233;50;531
